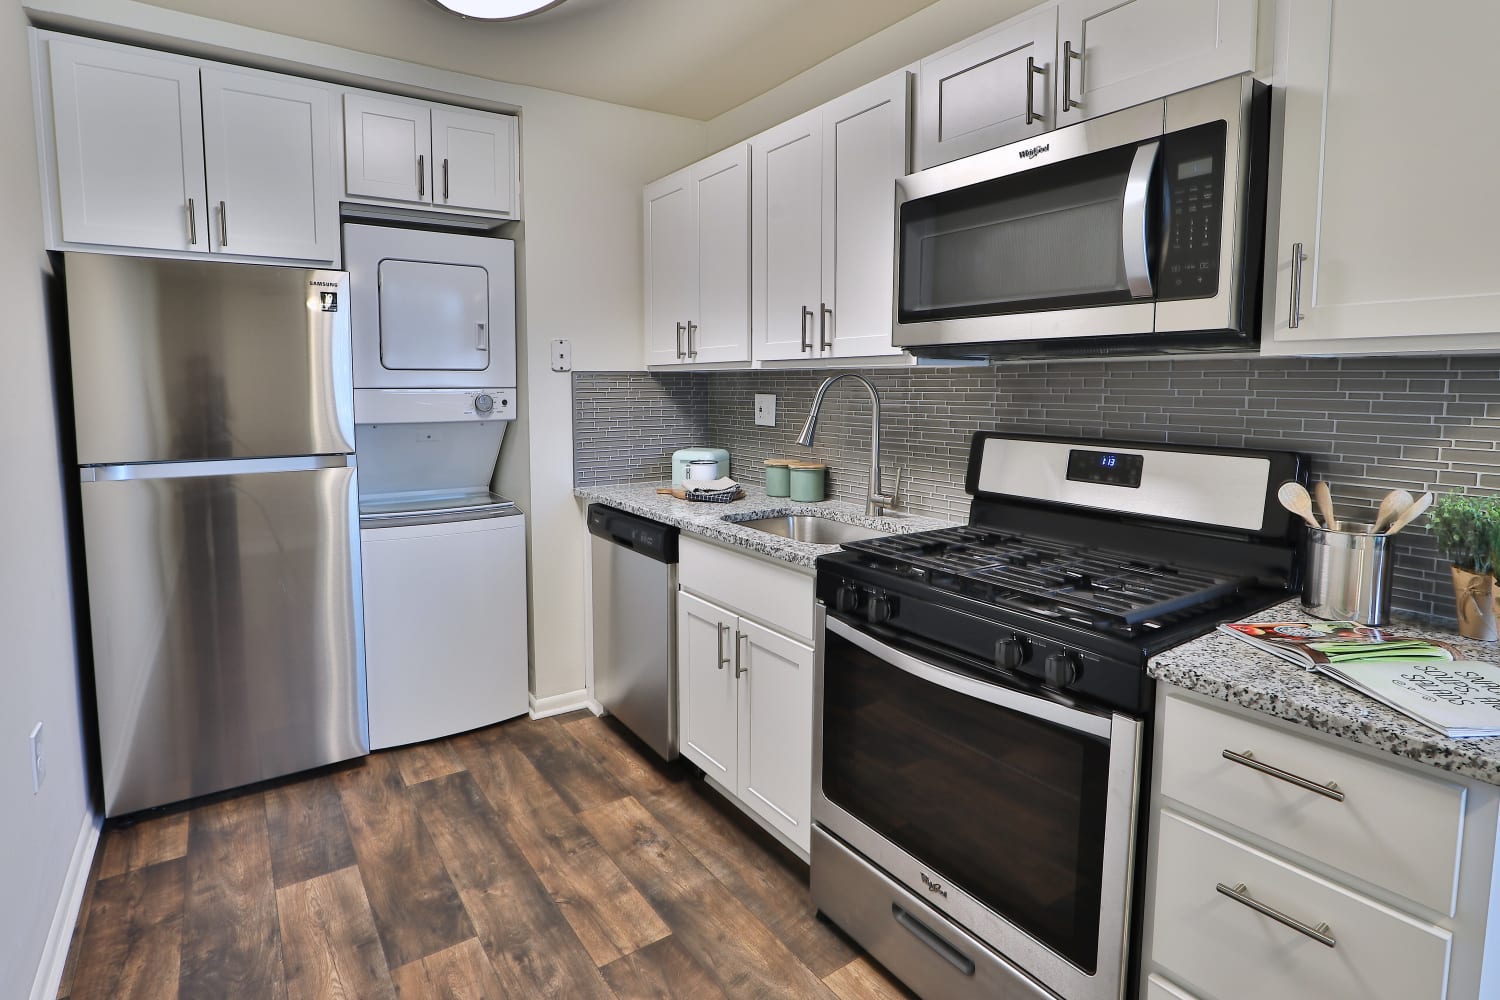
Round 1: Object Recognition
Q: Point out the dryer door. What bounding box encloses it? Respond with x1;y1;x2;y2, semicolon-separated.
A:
379;259;490;371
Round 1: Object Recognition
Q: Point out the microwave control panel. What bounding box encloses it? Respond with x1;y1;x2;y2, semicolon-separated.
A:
1158;121;1226;300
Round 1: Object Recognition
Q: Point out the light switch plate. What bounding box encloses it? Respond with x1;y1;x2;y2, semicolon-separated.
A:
754;394;776;427
550;339;572;372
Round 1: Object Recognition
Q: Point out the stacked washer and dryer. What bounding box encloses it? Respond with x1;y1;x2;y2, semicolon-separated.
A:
344;223;529;749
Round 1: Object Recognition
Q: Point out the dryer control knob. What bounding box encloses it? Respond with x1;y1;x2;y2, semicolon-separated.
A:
474;394;495;414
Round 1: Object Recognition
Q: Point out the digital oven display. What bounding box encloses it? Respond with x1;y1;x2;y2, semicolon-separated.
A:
1066;449;1144;488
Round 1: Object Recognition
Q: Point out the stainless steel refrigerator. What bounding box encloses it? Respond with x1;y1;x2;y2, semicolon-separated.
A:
64;252;368;817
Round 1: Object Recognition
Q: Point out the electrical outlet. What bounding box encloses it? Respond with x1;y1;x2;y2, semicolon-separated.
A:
550;339;572;372
29;722;44;793
754;394;776;427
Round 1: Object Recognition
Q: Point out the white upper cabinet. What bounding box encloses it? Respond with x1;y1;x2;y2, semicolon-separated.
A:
201;67;337;262
1264;0;1500;354
343;93;520;218
1055;0;1258;126
643;167;697;366
821;72;910;359
915;6;1056;169
431;106;519;216
752;70;911;363
343;93;432;204
691;146;751;365
47;37;207;253
752;111;824;362
642;146;751;367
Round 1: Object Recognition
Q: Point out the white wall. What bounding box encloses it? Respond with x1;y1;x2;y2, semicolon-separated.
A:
0;2;94;995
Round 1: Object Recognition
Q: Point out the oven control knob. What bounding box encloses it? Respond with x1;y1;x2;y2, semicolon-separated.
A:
834;585;864;614
995;638;1030;670
867;593;897;625
1042;652;1081;688
474;393;495;414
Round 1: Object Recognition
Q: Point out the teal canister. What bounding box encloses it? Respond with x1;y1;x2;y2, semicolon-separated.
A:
789;462;826;502
764;459;792;498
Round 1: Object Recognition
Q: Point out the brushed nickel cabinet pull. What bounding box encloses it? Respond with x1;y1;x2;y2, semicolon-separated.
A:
734;631;748;677
800;306;814;352
1222;748;1344;801
186;198;197;246
676;321;686;360
1216;882;1336;948
218;201;228;247
820;303;833;352
716;623;729;670
1025;55;1045;125
1288;242;1307;328
1063;41;1083;111
443;157;450;201
418;154;425;198
686;320;699;358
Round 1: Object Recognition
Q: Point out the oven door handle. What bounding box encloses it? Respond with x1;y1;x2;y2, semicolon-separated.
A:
1122;140;1159;298
826;616;1113;740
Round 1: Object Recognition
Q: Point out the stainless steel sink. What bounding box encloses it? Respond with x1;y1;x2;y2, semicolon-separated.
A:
733;515;887;545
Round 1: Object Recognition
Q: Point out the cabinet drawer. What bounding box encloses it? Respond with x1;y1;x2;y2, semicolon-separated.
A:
1160;692;1465;915
1151;811;1451;1000
679;536;814;642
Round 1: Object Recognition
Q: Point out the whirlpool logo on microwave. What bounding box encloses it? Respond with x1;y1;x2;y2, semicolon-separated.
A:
1018;143;1050;160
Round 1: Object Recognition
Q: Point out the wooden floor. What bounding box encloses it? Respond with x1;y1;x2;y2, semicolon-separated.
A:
57;711;914;1000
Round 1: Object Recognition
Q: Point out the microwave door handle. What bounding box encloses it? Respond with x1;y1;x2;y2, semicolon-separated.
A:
1122;140;1159;298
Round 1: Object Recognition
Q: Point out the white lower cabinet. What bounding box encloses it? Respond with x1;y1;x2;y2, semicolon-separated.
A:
1144;689;1500;1000
677;537;816;855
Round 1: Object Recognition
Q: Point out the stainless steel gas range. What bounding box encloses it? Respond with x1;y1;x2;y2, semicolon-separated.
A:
810;432;1307;1000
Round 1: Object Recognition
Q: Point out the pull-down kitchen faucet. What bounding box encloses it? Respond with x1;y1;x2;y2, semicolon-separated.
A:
796;373;899;517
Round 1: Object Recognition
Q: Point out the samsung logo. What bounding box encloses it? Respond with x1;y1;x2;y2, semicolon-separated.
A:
309;280;340;287
1018;143;1050;160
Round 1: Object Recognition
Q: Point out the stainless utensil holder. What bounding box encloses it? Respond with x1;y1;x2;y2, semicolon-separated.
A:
1302;523;1395;625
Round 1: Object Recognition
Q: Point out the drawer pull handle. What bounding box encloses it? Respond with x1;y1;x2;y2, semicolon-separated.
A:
892;904;976;976
1216;882;1336;948
1223;749;1345;802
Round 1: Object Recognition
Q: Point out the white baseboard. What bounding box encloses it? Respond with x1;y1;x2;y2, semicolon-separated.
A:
585;698;605;717
30;810;102;1000
528;688;592;719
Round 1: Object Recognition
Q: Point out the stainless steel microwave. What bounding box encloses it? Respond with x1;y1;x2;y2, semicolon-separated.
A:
893;75;1269;359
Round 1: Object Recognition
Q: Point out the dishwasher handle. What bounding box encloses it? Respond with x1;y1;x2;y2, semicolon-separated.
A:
587;504;680;563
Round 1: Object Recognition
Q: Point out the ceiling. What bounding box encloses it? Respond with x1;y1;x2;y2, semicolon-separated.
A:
136;0;958;120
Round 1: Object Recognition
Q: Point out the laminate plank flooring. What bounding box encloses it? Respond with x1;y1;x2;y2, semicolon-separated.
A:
60;712;913;1000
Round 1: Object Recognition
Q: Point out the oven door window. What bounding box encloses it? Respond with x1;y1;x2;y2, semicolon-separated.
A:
898;142;1152;321
822;627;1110;973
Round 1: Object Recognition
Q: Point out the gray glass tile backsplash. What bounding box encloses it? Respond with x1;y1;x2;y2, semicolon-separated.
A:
574;357;1500;624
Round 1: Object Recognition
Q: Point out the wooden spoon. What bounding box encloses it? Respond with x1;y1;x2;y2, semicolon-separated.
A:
1382;491;1434;536
1372;488;1415;533
1277;482;1321;529
1313;482;1339;532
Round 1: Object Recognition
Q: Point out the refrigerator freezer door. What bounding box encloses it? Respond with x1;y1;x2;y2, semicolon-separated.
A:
81;460;367;816
64;253;354;466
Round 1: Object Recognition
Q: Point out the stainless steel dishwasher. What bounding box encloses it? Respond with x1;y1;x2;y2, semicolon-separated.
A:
587;504;680;760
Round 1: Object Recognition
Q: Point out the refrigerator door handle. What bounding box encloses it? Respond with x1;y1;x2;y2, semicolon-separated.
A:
83;454;355;482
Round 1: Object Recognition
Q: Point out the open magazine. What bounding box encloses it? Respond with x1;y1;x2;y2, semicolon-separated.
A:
1220;621;1500;739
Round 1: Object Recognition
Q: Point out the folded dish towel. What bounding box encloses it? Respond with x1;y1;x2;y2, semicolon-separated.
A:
685;477;743;503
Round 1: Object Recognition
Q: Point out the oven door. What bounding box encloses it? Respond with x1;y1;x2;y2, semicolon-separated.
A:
813;610;1143;1000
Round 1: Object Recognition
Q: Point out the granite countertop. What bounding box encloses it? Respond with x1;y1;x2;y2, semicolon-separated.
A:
1150;599;1500;785
575;481;953;569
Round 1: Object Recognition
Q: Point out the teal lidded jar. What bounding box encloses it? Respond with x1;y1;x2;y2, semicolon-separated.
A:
789;462;826;502
764;459;792;498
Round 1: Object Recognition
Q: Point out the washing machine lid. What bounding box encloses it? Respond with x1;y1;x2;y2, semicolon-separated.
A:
378;258;490;371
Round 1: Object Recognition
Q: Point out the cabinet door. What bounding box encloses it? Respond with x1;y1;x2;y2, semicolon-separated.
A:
431;106;519;216
752;111;823;362
735;617;815;853
48;38;208;252
821;71;909;360
643;167;696;366
1266;0;1500;351
677;591;738;784
1056;0;1257;126
343;93;432;204
914;6;1056;169
690;145;750;365
201;67;336;262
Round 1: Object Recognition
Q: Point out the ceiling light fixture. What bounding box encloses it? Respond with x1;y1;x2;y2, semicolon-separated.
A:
428;0;568;20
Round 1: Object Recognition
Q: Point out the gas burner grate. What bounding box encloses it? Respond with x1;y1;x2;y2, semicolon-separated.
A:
845;527;1251;627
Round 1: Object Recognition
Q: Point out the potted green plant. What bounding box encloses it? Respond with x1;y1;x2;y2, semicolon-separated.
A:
1430;493;1500;639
